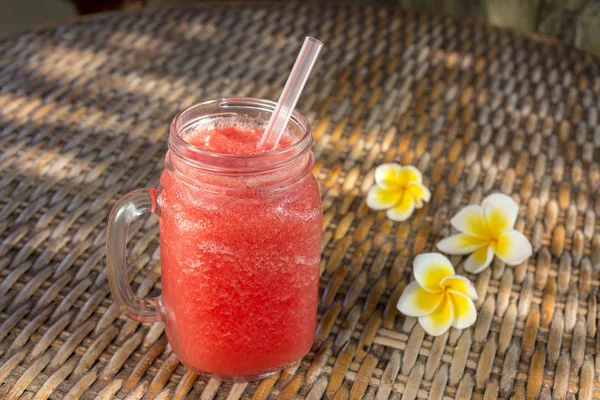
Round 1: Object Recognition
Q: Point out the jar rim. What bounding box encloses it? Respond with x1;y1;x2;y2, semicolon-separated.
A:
169;97;312;171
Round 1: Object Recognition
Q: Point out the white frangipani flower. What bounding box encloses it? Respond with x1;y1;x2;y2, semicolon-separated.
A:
437;193;532;274
366;163;431;222
397;253;478;336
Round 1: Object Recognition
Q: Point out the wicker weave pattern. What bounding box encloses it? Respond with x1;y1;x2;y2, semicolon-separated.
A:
0;2;599;399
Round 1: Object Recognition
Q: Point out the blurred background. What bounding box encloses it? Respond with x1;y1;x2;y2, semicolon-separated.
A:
0;0;599;57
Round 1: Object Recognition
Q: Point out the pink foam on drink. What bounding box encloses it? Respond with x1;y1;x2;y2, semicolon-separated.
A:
158;122;321;378
185;125;292;155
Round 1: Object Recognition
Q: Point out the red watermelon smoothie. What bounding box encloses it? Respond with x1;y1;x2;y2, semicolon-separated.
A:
157;106;322;380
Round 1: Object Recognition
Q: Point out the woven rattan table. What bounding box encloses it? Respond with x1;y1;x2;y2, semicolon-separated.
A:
1;2;600;399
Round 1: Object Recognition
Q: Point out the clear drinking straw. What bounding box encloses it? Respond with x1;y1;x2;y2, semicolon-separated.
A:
258;37;323;151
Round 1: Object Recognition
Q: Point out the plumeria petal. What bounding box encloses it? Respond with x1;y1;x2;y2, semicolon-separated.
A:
440;275;478;300
418;294;454;336
366;186;401;210
397;165;422;185
397;281;445;317
407;182;431;204
413;253;455;292
482;193;519;232
450;205;493;239
436;234;490;255
374;163;403;190
464;245;494;274
492;228;533;265
386;192;415;221
448;290;477;329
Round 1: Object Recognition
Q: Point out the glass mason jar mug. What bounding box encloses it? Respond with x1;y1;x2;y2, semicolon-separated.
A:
106;98;323;381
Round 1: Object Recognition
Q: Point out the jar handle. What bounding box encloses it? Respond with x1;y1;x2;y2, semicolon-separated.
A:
106;188;162;323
